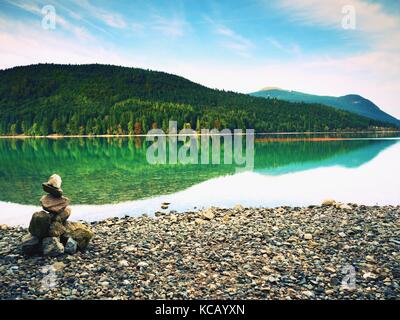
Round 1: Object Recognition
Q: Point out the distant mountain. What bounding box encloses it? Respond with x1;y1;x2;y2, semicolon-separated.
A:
250;88;400;127
0;64;397;136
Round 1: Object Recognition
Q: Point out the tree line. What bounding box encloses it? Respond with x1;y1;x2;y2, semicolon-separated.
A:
0;64;395;135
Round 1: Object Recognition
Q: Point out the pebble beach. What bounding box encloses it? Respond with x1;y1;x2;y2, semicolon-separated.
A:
0;203;399;300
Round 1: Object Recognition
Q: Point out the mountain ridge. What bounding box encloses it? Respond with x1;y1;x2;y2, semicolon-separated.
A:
250;88;400;126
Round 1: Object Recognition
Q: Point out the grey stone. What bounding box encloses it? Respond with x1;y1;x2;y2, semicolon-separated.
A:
42;237;64;256
64;237;77;255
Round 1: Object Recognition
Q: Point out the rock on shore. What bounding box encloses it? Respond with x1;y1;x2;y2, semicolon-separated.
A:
1;204;399;300
21;174;93;256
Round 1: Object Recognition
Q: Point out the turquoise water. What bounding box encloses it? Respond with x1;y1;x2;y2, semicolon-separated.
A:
1;133;399;225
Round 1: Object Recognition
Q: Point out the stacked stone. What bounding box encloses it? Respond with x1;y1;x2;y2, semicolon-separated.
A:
21;174;94;257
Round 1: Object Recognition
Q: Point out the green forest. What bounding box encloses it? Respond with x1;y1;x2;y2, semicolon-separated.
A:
0;64;396;135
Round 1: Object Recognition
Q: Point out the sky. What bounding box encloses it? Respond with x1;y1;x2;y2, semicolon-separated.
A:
0;0;399;118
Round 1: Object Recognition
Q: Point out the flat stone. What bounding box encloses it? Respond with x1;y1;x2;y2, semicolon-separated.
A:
202;208;215;220
118;260;129;267
304;233;313;240
322;199;336;206
52;262;65;271
42;183;63;197
234;204;244;210
339;204;353;211
303;290;315;298
40;194;70;214
195;218;206;225
29;211;51;238
363;272;377;279
366;255;375;262
137;261;149;268
325;266;336;273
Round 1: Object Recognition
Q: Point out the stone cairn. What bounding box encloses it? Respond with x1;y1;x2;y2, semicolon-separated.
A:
21;174;94;257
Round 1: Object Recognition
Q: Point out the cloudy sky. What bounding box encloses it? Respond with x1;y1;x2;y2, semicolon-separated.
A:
1;0;399;117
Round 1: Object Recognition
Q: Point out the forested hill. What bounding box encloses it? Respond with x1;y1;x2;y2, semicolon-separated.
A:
0;64;396;135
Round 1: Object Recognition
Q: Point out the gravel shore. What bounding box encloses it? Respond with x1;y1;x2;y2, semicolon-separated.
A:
1;204;399;300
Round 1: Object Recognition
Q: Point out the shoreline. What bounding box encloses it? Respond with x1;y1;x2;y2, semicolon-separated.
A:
0;130;399;139
1;203;399;300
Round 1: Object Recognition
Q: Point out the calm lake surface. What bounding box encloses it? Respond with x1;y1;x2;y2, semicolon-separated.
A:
1;132;399;226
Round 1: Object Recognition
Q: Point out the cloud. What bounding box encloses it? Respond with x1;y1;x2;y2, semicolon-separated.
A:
151;15;187;37
71;0;127;29
57;15;94;41
0;15;148;70
1;0;399;119
275;0;400;50
265;0;400;117
214;25;254;57
265;37;301;55
167;52;399;117
95;11;126;29
54;1;111;36
4;0;42;15
276;0;398;29
5;0;94;41
201;16;254;56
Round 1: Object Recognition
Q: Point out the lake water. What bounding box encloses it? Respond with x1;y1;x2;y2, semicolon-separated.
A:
1;133;399;226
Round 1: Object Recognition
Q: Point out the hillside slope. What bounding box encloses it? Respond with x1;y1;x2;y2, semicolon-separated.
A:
250;89;400;127
0;64;396;135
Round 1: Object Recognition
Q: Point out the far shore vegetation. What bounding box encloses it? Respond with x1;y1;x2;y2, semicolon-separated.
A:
0;129;399;139
1;64;399;137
